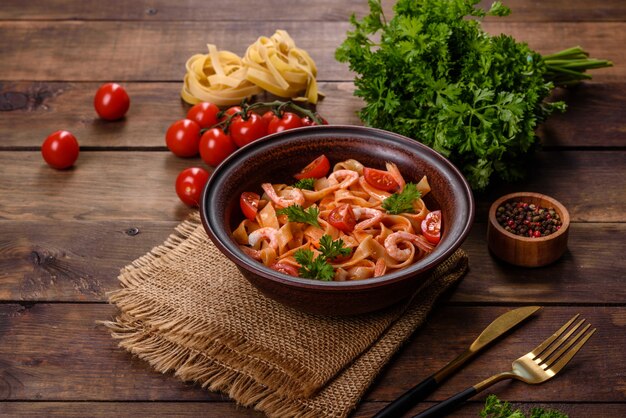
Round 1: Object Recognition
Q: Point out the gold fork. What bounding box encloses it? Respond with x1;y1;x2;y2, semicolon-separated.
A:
413;314;596;418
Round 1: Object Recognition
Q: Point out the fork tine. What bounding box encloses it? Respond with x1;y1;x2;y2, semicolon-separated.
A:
531;314;580;359
543;323;591;368
535;318;586;364
547;328;596;375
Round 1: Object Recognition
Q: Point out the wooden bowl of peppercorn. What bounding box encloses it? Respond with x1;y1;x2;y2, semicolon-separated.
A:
487;192;570;267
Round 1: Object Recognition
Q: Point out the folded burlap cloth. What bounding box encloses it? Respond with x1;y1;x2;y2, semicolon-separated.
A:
103;212;468;417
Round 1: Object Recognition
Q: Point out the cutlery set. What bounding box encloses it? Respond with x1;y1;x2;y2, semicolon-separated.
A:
374;307;595;418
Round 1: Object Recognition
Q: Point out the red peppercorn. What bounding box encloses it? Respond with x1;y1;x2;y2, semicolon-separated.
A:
533;230;541;238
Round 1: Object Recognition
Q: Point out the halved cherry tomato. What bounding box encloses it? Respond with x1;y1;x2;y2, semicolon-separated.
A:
294;154;330;180
363;167;400;192
230;112;268;147
270;262;299;277
328;204;356;233
199;128;236;167
240;192;260;221
187;102;219;129
175;167;210;207
421;210;442;244
267;111;303;134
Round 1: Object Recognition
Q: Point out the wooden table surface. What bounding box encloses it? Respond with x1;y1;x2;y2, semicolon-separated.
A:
1;1;624;417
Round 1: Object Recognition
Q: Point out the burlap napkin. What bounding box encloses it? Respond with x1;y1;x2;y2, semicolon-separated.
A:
103;212;468;417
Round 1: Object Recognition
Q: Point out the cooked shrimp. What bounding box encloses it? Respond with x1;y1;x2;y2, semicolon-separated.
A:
353;207;384;230
248;227;279;249
374;258;387;277
261;183;305;208
384;231;435;261
328;170;359;189
386;162;405;191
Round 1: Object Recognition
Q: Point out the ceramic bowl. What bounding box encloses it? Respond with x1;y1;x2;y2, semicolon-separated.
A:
487;192;570;267
200;125;474;315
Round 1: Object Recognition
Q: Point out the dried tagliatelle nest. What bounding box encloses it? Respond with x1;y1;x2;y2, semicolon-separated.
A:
181;30;320;107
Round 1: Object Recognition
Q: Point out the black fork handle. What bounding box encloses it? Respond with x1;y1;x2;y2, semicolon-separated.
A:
411;386;477;418
373;375;438;418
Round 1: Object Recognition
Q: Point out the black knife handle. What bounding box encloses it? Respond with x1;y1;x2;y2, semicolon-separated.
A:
373;375;438;418
411;386;477;418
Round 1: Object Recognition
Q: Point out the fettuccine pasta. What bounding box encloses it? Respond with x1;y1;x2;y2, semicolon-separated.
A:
234;158;440;281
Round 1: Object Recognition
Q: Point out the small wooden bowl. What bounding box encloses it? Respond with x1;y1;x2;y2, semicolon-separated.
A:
487;192;570;267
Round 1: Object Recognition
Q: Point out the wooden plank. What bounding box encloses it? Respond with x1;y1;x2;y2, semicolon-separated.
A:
0;305;621;402
0;21;622;82
0;151;623;222
1;0;625;22
1;81;623;149
1;222;624;304
1;401;624;418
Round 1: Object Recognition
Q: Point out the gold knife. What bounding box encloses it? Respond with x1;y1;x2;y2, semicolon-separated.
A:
373;306;542;418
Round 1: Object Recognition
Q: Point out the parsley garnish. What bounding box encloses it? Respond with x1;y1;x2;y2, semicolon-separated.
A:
293;178;315;190
382;183;421;215
294;235;351;281
276;205;320;227
294;248;335;281
481;394;568;418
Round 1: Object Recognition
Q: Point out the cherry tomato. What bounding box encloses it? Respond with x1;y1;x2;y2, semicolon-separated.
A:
301;115;328;126
240;192;260;221
294;154;330;180
421;210;442;244
270;262;299;277
165;119;201;157
187;102;219;129
363;167;400;192
199;128;237;167
94;83;130;120
328;204;356;233
41;130;79;170
267;112;303;134
261;110;278;128
218;106;242;123
175;167;210;207
230;112;268;148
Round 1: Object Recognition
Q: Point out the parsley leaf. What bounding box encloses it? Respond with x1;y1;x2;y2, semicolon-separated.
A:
382;183;421;214
293;178;315;190
276;205;320;227
336;0;611;190
481;394;568;418
318;235;352;260
294;248;335;281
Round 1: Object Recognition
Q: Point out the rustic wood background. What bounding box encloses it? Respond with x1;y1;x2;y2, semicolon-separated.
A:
0;0;624;416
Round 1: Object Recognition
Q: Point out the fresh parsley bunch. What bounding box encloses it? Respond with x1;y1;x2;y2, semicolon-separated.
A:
336;0;612;190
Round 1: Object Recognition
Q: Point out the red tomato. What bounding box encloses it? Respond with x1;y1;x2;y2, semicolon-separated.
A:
165;119;201;157
363;167;400;192
175;167;210;207
270;262;299;277
267;112;303;134
301;115;329;126
94;83;130;120
187;102;219;129
261;110;278;127
199;128;237;167
294;154;330;180
230;112;268;147
41;130;79;170
240;192;260;221
421;210;442;244
328;204;356;233
218;106;242;123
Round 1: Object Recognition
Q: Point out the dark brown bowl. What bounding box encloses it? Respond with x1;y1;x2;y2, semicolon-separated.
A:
200;125;474;315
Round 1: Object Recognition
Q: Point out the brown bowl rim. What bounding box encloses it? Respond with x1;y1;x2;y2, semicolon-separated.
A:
200;125;475;291
488;192;570;242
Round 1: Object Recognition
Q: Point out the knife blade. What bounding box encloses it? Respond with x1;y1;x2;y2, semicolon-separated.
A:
373;306;541;418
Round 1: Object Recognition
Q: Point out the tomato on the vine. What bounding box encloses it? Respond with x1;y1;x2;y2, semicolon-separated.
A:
328;204;356;233
240;192;260;221
165;119;201;157
261;110;278;128
270;262;299;277
199;128;236;167
421;210;442;244
301;115;328;126
175;167;210;207
267;112;303;134
363;167;400;192
187;102;219;129
293;154;330;180
41;130;80;170
230;112;268;147
94;83;130;121
218;106;242;123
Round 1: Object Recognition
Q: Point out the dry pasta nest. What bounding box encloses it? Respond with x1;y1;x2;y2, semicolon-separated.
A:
181;30;320;107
